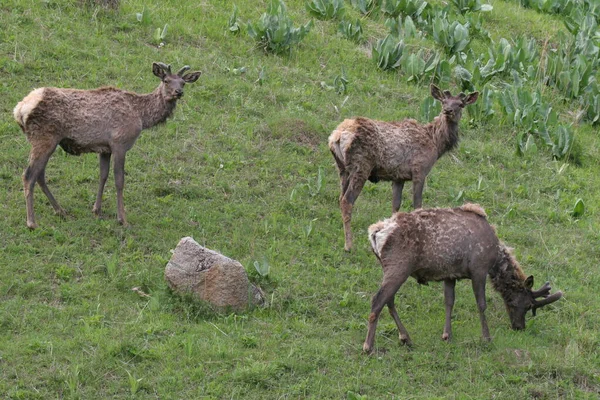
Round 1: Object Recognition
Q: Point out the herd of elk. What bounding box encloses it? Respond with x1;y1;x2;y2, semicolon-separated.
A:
14;68;562;353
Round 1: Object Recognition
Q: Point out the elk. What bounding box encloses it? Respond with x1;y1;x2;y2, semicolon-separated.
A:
13;62;201;229
328;85;478;251
363;203;563;353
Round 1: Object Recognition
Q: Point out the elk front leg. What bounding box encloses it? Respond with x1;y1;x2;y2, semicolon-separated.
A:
472;275;491;341
412;177;425;209
93;152;112;216
442;279;456;341
112;151;127;226
392;181;404;213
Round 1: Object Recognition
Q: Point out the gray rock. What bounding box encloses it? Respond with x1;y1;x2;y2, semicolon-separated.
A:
165;237;265;310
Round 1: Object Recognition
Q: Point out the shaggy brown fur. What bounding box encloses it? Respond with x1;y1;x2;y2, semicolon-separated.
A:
363;204;562;353
14;62;201;229
329;85;478;251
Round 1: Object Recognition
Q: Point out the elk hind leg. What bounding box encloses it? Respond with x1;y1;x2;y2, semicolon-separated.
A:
340;173;368;251
387;296;412;345
23;141;58;229
363;271;409;353
36;167;66;218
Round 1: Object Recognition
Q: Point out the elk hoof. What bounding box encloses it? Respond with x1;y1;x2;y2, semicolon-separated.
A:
27;221;38;230
399;334;412;346
442;332;450;341
362;342;372;354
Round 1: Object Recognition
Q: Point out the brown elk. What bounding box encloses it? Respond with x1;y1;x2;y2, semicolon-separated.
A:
13;62;201;229
328;85;478;251
363;203;563;353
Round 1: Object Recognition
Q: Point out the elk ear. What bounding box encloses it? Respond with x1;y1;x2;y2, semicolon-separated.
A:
463;91;479;105
152;63;168;80
182;71;202;83
524;275;534;290
431;84;445;101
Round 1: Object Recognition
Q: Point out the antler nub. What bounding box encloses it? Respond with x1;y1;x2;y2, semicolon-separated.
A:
177;65;191;77
156;62;172;74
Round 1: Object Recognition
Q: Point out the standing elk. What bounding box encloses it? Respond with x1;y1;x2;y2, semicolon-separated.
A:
328;85;478;251
13;62;201;229
363;203;563;353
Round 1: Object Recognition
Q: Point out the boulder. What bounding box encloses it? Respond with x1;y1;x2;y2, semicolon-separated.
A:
165;237;264;310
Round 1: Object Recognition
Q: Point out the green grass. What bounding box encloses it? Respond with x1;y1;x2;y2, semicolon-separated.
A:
1;0;599;398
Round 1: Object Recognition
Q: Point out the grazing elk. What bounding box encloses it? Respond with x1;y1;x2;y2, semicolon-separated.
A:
13;62;201;229
328;85;478;251
363;203;563;353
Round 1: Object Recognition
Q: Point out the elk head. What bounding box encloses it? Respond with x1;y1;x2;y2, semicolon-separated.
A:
430;84;479;123
505;276;563;330
152;62;202;101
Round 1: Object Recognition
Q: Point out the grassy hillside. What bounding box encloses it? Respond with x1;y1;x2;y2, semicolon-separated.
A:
1;0;599;398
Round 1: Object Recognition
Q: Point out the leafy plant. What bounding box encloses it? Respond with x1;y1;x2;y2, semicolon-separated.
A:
125;370;143;395
572;198;585;218
540;125;575;160
450;0;492;14
385;15;420;38
382;0;429;18
306;0;345;19
253;258;271;277
400;49;439;82
136;7;150;25
351;0;381;15
153;24;168;45
466;84;495;123
228;5;241;34
247;0;314;54
334;68;349;94
432;17;470;55
420;94;441;121
338;17;363;42
372;35;405;70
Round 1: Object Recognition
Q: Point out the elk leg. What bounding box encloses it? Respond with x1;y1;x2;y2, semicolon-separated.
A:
93;152;112;216
112;151;127;226
340;174;367;252
36;167;66;218
392;181;405;213
412;177;425;209
387;296;412;345
23;143;58;229
472;275;491;341
442;279;456;341
363;272;409;353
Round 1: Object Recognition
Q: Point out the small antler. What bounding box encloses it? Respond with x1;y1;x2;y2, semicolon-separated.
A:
443;90;452;98
155;62;172;74
531;281;552;298
532;291;563;316
177;65;190;77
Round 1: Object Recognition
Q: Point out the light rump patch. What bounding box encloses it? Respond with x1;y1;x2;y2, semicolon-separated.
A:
460;202;487;218
368;218;397;258
14;88;45;127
